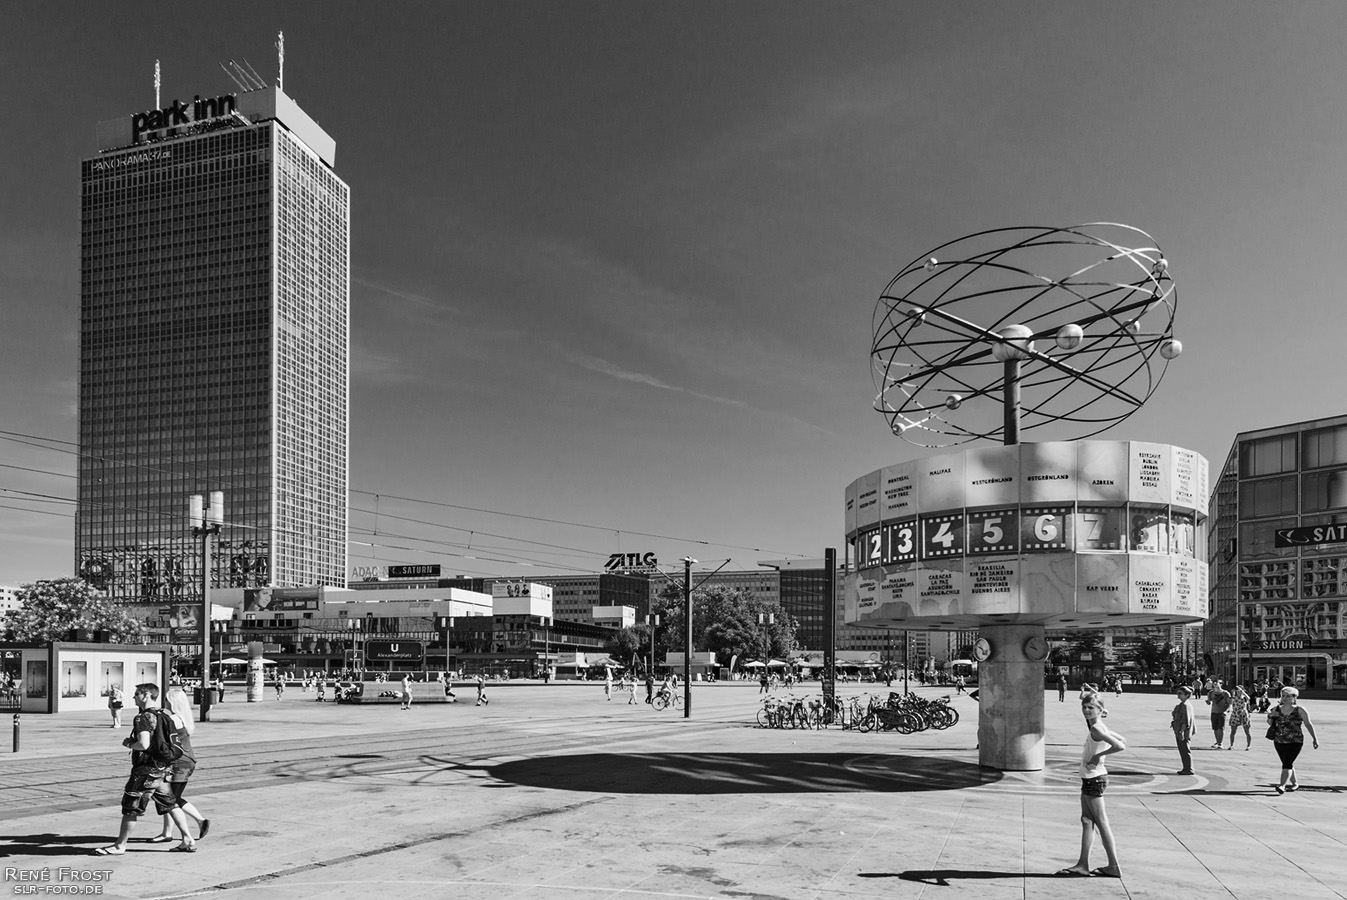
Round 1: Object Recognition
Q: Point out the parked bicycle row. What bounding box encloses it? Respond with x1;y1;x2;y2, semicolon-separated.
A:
755;691;961;733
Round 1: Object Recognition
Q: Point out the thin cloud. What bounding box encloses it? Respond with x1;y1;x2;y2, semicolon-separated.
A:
353;276;451;314
564;350;830;436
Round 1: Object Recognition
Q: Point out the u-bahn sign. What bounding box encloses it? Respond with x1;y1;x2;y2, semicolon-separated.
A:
364;640;426;665
1274;525;1347;548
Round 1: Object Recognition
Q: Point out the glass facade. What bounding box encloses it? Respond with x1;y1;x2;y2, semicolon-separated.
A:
1210;417;1347;689
77;110;348;612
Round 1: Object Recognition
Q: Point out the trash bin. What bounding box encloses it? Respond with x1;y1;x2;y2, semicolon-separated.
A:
193;687;203;705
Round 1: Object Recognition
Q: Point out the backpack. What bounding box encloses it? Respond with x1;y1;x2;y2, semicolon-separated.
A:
149;709;186;768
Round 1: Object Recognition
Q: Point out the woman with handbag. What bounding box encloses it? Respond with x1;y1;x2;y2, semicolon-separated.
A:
1267;686;1319;793
107;685;125;728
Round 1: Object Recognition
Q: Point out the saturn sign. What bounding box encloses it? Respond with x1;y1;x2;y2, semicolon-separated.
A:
1274;525;1347;548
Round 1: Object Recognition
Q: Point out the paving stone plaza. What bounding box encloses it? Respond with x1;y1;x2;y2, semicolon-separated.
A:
1;682;1342;899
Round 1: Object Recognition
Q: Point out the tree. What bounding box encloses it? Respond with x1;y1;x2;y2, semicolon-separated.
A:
1068;630;1105;657
1126;637;1167;678
603;626;643;670
659;583;798;670
4;578;145;644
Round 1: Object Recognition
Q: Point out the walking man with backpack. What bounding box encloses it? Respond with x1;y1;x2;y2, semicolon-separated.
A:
95;683;196;855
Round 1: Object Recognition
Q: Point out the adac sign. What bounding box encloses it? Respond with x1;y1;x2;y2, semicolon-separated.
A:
365;640;426;664
131;93;237;142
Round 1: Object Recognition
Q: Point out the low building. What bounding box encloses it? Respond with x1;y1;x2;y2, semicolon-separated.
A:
171;582;621;678
0;641;171;714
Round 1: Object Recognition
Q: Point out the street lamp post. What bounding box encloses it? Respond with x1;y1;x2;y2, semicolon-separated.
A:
645;613;660;678
434;616;451;677
683;557;696;719
211;621;227;694
189;492;223;723
543;616;551;682
758;611;776;674
903;630;910;694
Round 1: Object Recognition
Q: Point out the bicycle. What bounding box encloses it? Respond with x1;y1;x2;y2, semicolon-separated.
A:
652;688;685;711
757;695;785;727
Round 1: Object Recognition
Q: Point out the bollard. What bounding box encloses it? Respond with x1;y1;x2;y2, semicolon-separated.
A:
12;713;18;753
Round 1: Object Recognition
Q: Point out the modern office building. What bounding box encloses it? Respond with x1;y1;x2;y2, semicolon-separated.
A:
1208;415;1347;690
76;86;349;622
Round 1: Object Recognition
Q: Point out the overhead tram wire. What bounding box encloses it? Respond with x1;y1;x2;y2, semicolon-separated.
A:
0;502;71;518
348;489;811;560
0;480;630;571
346;504;611;561
1;428;822;562
0;486;615;574
0;430;271;503
0;493;605;575
348;536;595;574
347;526;606;569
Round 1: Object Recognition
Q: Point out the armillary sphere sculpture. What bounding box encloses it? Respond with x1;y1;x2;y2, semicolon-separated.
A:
848;222;1204;772
872;223;1182;448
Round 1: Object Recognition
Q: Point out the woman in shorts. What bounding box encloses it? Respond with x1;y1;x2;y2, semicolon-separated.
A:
1057;690;1127;878
1268;686;1320;793
150;687;209;849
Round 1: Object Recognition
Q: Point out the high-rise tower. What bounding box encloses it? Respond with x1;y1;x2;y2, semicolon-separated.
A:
77;86;348;612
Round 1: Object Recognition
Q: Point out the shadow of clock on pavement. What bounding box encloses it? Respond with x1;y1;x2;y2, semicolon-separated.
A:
487;751;999;795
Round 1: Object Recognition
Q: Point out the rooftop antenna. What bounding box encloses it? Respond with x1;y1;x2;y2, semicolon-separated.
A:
239;57;268;89
276;31;284;92
154;60;161;108
220;60;249;92
224;59;260;91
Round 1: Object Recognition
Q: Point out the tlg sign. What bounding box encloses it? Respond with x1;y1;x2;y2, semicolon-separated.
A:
606;552;658;571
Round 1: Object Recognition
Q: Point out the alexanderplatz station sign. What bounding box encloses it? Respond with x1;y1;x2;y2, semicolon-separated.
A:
844;440;1209;630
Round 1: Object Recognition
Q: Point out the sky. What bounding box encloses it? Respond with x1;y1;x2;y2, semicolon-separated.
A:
1;2;1344;586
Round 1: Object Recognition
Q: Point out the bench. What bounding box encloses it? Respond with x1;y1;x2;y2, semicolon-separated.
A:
335;683;464;704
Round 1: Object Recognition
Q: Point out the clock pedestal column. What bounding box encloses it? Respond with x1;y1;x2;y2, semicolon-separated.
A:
976;623;1046;771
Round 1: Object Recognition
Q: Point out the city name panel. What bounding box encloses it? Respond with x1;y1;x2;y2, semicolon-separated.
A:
843;441;1208;629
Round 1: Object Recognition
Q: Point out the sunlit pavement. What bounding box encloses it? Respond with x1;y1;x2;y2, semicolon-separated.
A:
1;682;1343;899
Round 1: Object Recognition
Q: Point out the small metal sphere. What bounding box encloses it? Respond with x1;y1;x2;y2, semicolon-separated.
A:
923;257;938;271
1124;318;1142;334
991;324;1035;362
1160;338;1183;359
1055;323;1084;351
905;308;927;326
1152;257;1168;275
945;394;962;410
